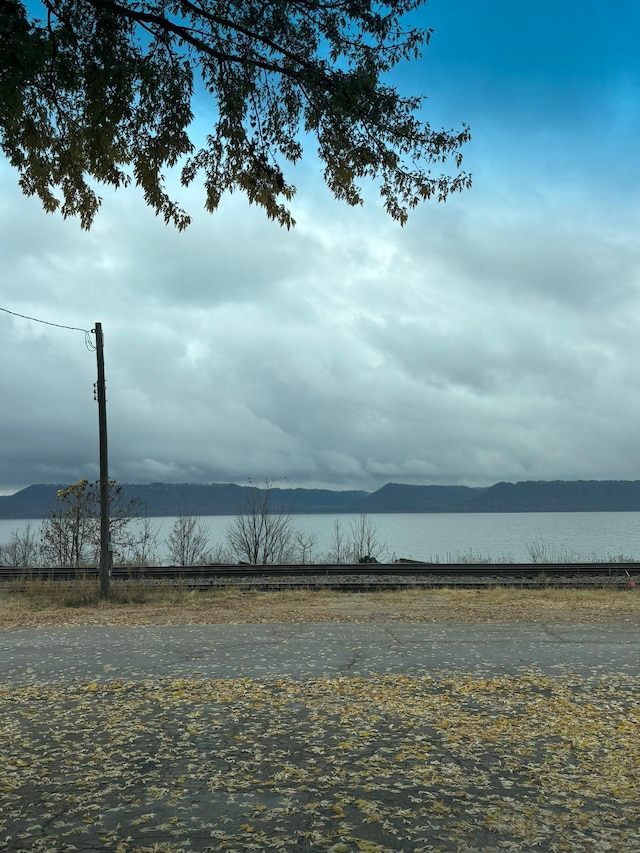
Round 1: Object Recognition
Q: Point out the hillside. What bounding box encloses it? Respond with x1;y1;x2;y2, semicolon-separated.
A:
360;482;484;512
0;482;369;519
2;479;640;518
460;479;640;512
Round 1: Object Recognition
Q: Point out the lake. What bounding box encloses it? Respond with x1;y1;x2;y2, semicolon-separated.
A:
2;512;640;564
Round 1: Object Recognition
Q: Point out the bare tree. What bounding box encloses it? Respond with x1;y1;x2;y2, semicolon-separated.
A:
292;529;318;565
40;479;142;569
121;517;161;567
225;482;295;565
324;514;387;563
202;542;234;565
349;514;387;563
166;514;210;566
40;481;97;568
0;523;42;568
326;518;350;564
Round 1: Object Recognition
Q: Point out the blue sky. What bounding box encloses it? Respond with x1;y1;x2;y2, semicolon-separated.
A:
1;0;640;493
424;1;640;192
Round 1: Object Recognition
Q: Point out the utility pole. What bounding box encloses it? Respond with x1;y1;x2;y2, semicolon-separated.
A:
94;322;110;599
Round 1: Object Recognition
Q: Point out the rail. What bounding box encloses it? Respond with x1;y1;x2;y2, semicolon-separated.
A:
0;562;637;590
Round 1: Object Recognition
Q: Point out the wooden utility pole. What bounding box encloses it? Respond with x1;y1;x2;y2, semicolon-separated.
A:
94;322;110;599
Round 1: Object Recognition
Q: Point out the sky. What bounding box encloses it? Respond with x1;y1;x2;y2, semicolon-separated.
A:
2;0;640;494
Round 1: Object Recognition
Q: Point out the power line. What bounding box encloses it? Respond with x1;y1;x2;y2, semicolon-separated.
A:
0;304;90;333
0;305;95;350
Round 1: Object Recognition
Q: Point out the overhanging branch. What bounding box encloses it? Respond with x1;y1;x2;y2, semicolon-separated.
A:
86;0;326;83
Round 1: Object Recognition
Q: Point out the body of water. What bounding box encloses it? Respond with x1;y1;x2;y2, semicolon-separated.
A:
1;512;640;564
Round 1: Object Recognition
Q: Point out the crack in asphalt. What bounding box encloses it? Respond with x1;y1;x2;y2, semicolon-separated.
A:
541;624;569;642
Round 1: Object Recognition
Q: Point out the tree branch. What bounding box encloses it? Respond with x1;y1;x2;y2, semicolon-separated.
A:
86;0;321;82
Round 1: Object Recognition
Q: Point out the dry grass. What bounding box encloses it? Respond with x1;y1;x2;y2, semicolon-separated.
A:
0;580;638;627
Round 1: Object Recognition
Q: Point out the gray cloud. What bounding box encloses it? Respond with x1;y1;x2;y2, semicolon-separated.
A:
2;165;640;494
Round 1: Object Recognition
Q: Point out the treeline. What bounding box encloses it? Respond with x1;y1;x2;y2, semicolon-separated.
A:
3;478;640;520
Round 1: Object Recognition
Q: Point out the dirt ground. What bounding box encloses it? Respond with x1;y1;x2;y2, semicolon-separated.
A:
1;586;638;628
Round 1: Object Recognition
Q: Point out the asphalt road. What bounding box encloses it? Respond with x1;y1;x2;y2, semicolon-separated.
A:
2;620;640;684
2;622;640;852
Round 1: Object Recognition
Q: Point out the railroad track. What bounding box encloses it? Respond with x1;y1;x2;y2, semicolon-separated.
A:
1;563;637;590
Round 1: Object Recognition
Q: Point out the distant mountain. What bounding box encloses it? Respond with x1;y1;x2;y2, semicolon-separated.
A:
121;483;369;516
0;482;369;519
0;483;67;519
361;483;485;512
459;480;640;512
2;479;640;519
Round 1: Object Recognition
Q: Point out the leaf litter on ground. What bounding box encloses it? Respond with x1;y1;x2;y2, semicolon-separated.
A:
1;671;638;852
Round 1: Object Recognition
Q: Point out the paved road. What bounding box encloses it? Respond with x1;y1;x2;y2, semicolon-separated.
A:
2;622;640;852
2;620;639;684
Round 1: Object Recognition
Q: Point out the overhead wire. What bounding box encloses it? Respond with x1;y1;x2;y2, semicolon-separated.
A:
0;305;96;350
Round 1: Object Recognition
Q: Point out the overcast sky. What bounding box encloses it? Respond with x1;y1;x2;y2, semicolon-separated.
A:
2;0;640;494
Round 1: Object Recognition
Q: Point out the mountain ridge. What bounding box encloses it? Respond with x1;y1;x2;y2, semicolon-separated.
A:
2;479;640;518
